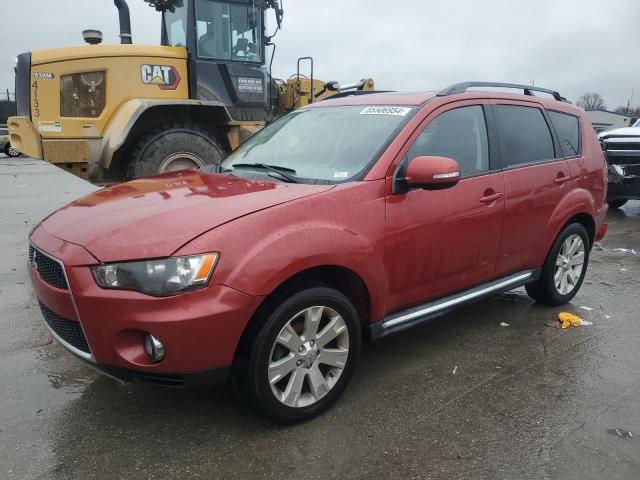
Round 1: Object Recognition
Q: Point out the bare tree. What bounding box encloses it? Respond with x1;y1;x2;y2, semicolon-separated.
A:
576;92;606;111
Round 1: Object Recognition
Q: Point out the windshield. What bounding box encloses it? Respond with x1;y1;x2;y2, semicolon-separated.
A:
219;105;414;183
195;0;262;63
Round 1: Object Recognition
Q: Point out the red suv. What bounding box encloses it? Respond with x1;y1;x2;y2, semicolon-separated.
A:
29;82;608;423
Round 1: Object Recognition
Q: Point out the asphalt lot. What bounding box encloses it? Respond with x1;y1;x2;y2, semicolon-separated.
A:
1;155;639;479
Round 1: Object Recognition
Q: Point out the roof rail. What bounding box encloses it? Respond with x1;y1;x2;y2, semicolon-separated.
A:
322;90;394;101
437;82;568;102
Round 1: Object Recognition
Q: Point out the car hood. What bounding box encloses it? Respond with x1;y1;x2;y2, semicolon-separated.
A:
40;170;333;262
599;127;640;139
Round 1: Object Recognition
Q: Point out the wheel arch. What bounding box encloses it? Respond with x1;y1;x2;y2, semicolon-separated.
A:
537;210;596;269
100;99;233;177
563;212;596;247
233;264;372;366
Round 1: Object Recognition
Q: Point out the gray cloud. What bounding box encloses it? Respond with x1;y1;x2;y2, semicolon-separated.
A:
1;0;638;108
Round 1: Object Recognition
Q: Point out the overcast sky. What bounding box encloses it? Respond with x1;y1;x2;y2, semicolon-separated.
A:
1;0;638;108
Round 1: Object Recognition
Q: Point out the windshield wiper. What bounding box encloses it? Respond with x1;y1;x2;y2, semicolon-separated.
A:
229;163;300;183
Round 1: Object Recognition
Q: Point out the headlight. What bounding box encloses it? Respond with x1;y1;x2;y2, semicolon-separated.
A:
91;253;219;296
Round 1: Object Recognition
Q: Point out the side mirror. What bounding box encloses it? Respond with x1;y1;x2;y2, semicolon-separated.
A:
402;155;460;191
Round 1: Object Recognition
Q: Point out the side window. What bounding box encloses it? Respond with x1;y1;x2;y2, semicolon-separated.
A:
195;0;262;63
495;105;555;166
548;111;581;157
407;105;490;177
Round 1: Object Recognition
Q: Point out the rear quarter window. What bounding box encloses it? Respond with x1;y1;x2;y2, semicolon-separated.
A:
495;105;555;167
548;111;581;157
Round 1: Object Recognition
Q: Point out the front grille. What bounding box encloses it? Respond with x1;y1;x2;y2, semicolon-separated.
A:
60;71;106;118
603;142;640;151
29;245;68;289
39;301;90;354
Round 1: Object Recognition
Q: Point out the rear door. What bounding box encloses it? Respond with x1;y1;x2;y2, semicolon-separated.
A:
492;101;571;275
384;101;505;311
547;109;585;185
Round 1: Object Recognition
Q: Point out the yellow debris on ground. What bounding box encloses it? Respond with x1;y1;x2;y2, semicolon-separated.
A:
558;312;588;329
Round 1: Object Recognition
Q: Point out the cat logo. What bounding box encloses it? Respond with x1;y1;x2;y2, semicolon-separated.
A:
140;64;181;90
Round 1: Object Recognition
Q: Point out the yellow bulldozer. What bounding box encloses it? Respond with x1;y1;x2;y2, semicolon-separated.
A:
8;0;374;183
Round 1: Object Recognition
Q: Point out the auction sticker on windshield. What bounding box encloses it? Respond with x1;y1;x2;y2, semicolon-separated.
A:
360;106;412;116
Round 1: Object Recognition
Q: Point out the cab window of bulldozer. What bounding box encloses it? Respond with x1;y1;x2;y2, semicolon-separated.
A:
195;0;262;63
164;5;188;47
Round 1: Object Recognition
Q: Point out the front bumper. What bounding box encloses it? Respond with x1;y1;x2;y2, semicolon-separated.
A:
8;116;42;159
8;116;98;180
607;164;640;201
29;225;260;387
604;143;640;201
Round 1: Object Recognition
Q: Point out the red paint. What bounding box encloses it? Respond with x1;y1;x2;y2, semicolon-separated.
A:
596;223;608;242
159;66;181;90
29;90;607;376
405;155;460;187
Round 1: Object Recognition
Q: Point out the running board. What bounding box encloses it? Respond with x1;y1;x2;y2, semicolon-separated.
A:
368;269;540;341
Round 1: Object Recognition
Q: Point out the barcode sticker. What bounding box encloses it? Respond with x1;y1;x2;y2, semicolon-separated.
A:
360;106;412;116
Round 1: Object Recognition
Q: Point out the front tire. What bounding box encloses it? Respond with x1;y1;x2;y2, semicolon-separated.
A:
4;144;21;157
126;124;226;180
525;223;590;306
242;287;361;424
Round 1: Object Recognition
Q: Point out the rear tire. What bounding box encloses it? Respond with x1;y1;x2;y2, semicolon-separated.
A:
608;199;628;209
241;287;361;424
4;144;21;157
525;223;590;306
125;124;226;180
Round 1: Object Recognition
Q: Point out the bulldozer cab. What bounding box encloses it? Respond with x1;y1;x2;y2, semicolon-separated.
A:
164;1;262;62
149;0;279;122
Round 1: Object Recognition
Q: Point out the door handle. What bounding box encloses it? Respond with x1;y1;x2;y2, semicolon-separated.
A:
479;192;503;203
554;174;570;185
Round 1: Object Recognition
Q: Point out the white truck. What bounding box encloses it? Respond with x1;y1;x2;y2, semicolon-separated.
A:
599;118;640;208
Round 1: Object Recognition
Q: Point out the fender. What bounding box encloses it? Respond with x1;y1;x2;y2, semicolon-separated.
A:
189;219;386;323
235;220;382;292
534;187;597;265
175;182;389;322
98;98;232;169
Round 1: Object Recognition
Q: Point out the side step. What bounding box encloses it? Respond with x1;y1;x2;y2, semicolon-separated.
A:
368;269;540;341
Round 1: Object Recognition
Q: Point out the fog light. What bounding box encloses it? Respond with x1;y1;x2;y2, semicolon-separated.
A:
144;334;165;362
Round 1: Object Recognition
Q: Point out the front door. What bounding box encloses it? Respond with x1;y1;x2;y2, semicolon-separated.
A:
384;101;505;313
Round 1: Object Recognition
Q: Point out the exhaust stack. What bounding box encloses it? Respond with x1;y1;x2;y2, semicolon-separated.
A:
114;0;132;44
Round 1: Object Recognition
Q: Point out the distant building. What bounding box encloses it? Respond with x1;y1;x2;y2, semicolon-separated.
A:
585;109;634;133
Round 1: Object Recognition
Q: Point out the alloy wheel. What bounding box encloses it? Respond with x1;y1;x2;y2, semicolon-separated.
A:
554;234;585;295
268;306;350;408
158;152;206;172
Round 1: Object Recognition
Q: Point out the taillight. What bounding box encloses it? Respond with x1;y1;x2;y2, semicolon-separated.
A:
60;71;106;118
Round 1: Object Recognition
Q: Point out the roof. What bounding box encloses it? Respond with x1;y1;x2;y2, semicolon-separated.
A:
317;90;582;116
319;91;436;107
